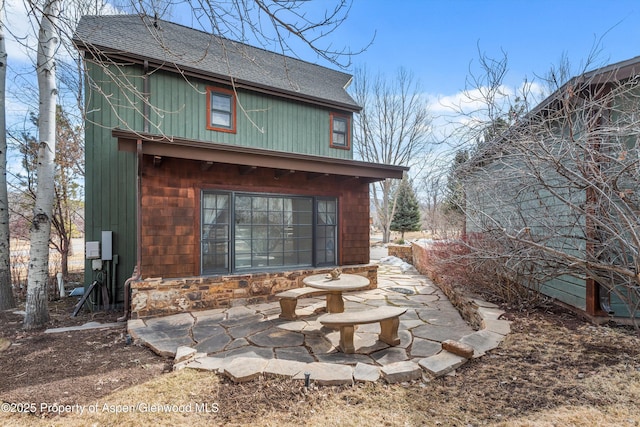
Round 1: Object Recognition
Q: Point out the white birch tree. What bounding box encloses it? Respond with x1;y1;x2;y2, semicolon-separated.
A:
0;2;15;310
23;0;59;329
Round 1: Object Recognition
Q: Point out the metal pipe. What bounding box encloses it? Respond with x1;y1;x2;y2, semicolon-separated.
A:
117;266;138;322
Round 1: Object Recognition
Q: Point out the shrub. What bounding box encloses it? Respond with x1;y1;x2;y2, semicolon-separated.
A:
416;236;549;309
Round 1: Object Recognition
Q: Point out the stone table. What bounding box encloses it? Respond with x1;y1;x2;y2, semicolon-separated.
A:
302;273;369;313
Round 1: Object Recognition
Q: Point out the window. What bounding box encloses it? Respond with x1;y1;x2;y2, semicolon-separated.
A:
330;113;350;149
201;191;337;274
206;87;236;133
315;198;337;265
201;193;231;273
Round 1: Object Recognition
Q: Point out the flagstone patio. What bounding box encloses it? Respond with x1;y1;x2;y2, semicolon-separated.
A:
128;257;511;385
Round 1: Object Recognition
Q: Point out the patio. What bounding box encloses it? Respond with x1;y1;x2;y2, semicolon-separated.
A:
127;257;511;384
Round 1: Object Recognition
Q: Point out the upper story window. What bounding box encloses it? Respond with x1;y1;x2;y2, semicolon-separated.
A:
330;113;350;149
207;87;236;133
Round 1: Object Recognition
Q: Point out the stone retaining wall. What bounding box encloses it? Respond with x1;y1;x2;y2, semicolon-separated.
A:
410;242;483;330
387;244;412;264
130;264;378;318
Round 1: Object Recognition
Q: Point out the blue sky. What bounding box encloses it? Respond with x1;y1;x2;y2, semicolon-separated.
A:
6;0;639;119
330;0;640;96
0;0;635;188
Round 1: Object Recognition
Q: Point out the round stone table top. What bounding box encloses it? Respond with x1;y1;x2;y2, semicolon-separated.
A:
302;273;370;292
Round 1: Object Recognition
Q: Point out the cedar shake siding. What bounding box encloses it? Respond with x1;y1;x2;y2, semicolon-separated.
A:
140;155;371;279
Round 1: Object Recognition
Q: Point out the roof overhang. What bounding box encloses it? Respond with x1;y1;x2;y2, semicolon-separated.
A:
113;129;407;182
75;43;362;113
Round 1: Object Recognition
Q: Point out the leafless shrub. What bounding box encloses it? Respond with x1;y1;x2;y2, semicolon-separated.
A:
448;48;640;326
421;237;549;308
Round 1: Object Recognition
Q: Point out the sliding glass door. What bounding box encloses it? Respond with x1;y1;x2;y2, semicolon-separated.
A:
202;191;337;274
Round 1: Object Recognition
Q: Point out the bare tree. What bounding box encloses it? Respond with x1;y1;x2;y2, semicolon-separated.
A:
0;2;16;310
11;108;83;279
112;0;364;68
459;50;640;325
351;67;432;242
420;166;442;235
51;107;83;278
419;157;464;239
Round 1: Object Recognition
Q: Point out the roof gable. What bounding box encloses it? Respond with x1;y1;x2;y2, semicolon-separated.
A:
73;14;360;112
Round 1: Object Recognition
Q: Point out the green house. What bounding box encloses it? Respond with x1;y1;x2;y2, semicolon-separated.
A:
73;15;406;317
463;56;640;323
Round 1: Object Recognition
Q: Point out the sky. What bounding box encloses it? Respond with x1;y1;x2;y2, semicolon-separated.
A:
6;0;640;121
3;0;640;173
329;0;640;94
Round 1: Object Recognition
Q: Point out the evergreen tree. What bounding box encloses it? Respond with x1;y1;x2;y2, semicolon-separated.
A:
443;149;469;214
390;177;421;240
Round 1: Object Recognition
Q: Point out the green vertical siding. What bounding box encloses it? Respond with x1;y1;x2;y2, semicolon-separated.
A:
84;62;144;299
86;63;355;299
147;70;352;158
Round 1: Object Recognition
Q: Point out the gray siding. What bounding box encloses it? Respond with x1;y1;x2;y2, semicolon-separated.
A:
465;150;588;310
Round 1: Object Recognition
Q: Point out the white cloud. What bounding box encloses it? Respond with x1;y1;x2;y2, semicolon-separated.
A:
424;78;550;151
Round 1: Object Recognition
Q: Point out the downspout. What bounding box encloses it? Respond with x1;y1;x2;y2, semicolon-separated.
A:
118;61;149;322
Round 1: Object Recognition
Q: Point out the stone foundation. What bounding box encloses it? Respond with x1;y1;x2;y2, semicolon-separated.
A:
388;244;412;264
131;264;378;318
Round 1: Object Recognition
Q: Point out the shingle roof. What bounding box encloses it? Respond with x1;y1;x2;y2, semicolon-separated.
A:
73;14;360;111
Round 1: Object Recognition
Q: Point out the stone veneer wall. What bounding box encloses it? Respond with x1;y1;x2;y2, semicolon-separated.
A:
131;264;378;318
387;244;413;264
410;242;483;330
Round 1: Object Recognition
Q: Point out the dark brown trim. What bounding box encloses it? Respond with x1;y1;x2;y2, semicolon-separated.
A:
206;86;237;133
585;185;600;316
584;87;612;317
114;129;407;180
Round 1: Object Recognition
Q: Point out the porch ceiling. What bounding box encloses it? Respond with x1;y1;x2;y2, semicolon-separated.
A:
113;129;407;182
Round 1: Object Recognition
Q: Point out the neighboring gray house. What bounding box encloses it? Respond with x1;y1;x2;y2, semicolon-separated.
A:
464;56;640;322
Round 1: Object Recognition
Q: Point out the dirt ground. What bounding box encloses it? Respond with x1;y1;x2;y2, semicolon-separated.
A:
0;298;169;411
2;294;640;425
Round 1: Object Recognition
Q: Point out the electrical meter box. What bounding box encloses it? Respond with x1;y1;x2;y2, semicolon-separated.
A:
86;241;100;259
101;231;113;261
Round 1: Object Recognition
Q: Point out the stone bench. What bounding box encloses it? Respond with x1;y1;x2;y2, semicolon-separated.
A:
276;287;330;320
319;306;407;354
